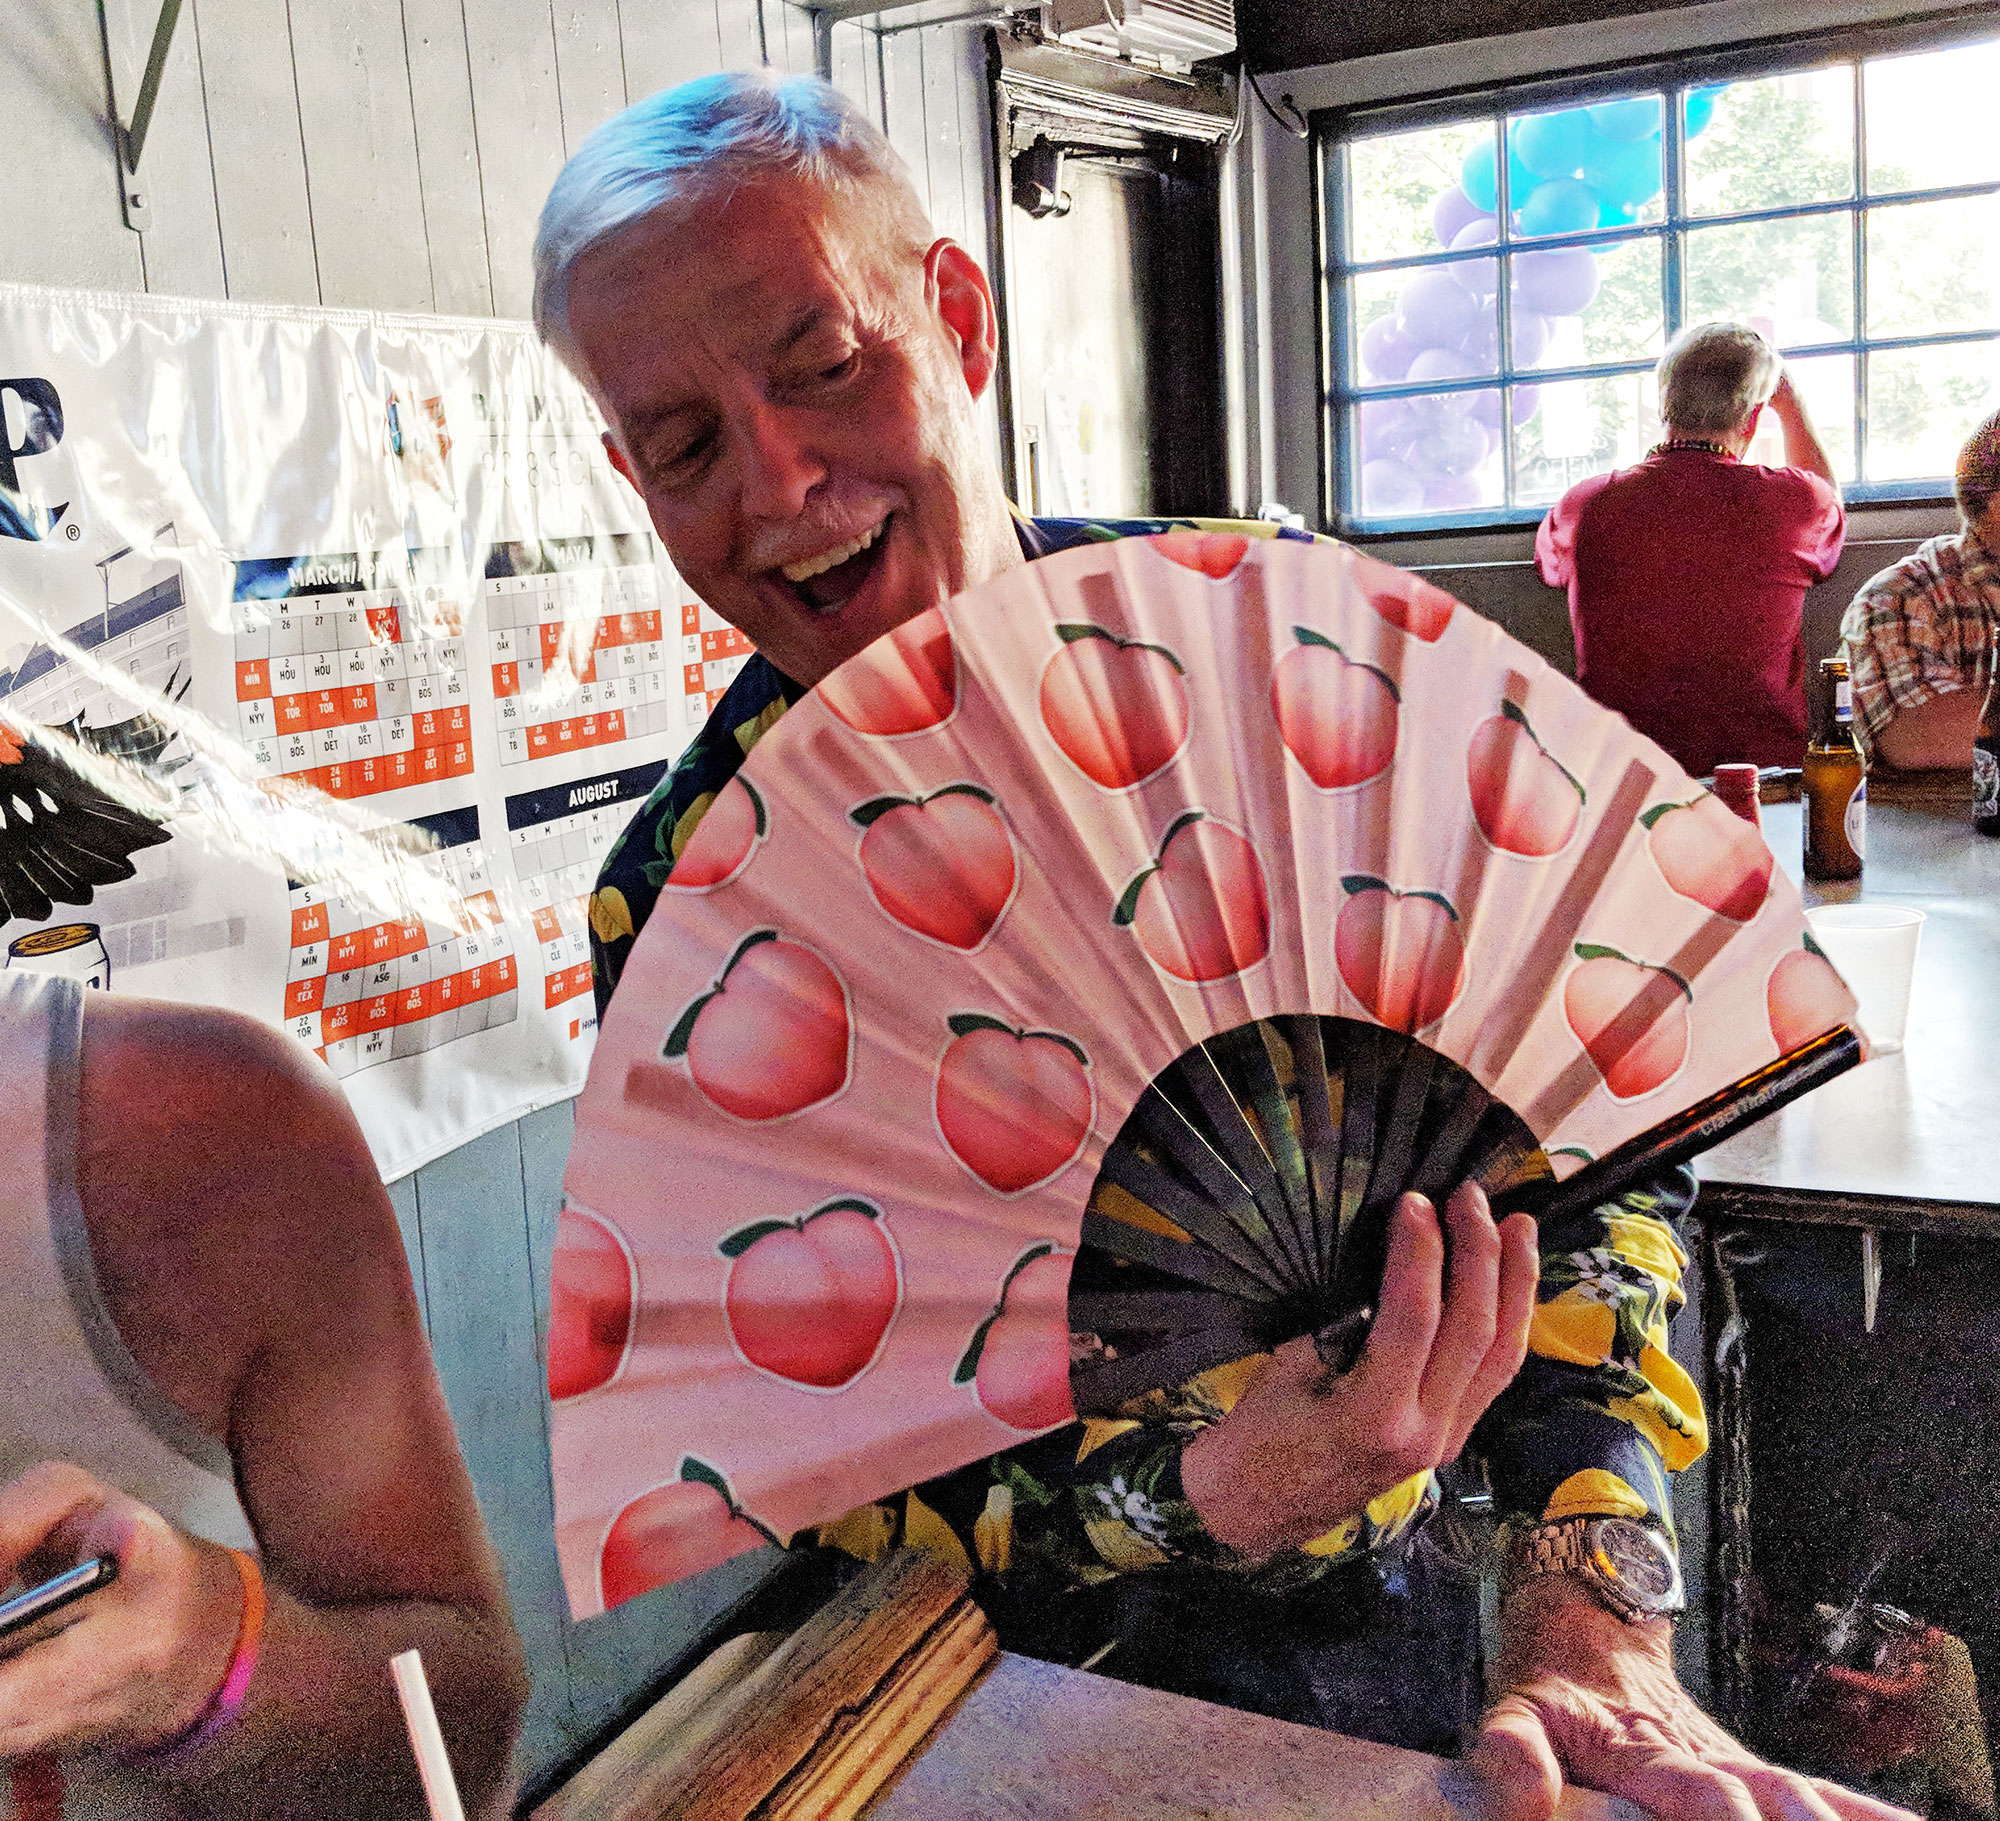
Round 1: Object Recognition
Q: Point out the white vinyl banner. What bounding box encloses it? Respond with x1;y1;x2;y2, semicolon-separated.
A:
0;283;752;1179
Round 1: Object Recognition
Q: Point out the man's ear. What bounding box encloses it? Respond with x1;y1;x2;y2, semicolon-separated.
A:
603;429;642;494
925;238;1000;402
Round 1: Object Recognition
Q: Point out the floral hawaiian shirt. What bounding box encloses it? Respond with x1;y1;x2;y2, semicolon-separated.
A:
588;513;1706;1594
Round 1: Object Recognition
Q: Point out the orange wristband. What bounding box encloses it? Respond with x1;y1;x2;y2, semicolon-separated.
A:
128;1547;265;1766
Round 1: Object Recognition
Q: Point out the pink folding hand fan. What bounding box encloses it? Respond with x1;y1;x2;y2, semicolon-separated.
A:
548;532;1860;1617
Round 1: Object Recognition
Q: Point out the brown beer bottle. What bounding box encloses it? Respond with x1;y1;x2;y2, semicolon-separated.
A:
1803;655;1864;881
1975;624;2000;838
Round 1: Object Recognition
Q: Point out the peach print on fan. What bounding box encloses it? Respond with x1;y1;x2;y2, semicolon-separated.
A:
1113;809;1271;983
1767;936;1860;1055
659;928;852;1120
1467;701;1585;857
934;1013;1095;1195
1039;623;1189;789
1354;559;1456;642
954;1243;1075;1432
719;1196;902;1391
666;776;767;891
817;607;957;735
1271;627;1399;790
1643;793;1774;922
1564;943;1692;1099
850;783;1019;952
1334;878;1467;1033
546;1208;636;1401
1148;529;1251;578
599;1457;782;1607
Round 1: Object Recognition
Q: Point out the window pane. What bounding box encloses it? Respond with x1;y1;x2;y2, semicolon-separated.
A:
1347;119;1496;264
1683;215;1854;345
1352;263;1499;385
1352;393;1506;516
1512;372;1653;505
1682;67;1855;217
1866;343;2000;482
1865;40;2000;195
1865;196;2000;340
1505;100;1665;234
1742;352;1857;481
1514;234;1663;369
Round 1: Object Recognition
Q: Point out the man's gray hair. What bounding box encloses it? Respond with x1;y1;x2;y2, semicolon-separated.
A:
533;71;929;380
1655;322;1781;437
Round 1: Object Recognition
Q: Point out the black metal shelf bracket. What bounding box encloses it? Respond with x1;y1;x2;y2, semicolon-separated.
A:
97;0;183;233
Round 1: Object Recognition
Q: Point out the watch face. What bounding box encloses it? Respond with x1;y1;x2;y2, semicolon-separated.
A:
1590;1519;1678;1600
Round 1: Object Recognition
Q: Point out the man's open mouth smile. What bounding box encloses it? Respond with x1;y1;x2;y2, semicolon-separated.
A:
774;515;889;611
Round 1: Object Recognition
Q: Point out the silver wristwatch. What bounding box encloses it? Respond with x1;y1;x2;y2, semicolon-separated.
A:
1505;1516;1685;1623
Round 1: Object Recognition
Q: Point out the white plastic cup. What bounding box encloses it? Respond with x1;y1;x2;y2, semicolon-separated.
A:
1804;904;1926;1055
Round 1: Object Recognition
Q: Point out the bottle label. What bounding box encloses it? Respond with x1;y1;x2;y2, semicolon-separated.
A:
1834;678;1853;724
1976;744;2000;820
1845;777;1866;858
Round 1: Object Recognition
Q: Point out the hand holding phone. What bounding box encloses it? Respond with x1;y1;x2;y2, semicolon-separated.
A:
0;1556;118;1658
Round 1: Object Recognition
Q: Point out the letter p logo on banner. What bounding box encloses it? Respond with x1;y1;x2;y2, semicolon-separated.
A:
0;379;72;541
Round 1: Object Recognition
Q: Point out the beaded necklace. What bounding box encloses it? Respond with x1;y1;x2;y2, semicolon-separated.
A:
1650;437;1735;459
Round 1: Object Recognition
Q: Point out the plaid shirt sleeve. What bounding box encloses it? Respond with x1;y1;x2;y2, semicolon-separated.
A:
1840;533;2000;763
590;516;1704;1588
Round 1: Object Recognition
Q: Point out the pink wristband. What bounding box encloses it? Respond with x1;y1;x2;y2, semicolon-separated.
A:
127;1548;265;1767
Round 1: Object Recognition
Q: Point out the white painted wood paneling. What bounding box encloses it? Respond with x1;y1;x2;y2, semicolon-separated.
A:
879;27;930;218
288;0;434;311
714;0;767;73
620;0;724;101
1;1;146;291
192;0;319;305
121;0;227;299
552;0;630;152
461;0;570;319
400;0;494;317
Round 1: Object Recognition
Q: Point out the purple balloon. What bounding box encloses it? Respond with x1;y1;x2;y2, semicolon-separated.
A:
1509;307;1553;367
1424;472;1487;510
1361;458;1425;514
1397;268;1478;351
1358;397;1418;461
1408;346;1480;384
1431;186;1491;251
1360;314;1418;382
1406;412;1491;478
1469;382;1543;431
1511;382;1543;426
1448;220;1499;304
1514;248;1600;318
1456;315;1500;371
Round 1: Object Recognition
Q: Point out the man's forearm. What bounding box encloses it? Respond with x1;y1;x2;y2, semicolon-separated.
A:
150;1572;526;1820
1773;392;1839;489
1871;687;1983;770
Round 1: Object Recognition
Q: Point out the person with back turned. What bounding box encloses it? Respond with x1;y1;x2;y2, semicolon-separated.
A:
1537;322;1846;777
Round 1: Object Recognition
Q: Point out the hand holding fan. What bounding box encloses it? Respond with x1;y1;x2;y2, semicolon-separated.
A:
549;532;1860;1616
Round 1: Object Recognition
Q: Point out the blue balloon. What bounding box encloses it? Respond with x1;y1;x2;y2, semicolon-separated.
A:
1684;83;1727;137
1587;96;1662;142
1581;134;1663;210
1516;108;1596;180
1461;143;1498;213
1519;177;1604;239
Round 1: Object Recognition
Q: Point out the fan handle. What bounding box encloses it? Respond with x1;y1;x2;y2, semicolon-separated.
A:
1491;1026;1863;1230
1313;1305;1374;1379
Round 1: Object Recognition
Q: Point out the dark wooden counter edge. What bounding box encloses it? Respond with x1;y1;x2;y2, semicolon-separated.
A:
1696;1181;2000;1238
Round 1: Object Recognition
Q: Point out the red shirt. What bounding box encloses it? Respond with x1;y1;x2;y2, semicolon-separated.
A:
1535;449;1845;777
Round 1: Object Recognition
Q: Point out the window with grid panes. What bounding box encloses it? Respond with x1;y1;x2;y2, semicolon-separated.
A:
1320;23;2000;532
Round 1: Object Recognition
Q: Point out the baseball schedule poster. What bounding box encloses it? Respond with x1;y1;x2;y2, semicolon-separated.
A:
0;282;745;1179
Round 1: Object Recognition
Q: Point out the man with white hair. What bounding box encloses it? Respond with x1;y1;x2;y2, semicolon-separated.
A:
1841;408;2000;769
537;76;1911;1821
1537;322;1845;778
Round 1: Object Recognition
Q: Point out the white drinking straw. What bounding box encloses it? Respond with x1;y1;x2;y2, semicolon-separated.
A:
390;1647;466;1821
